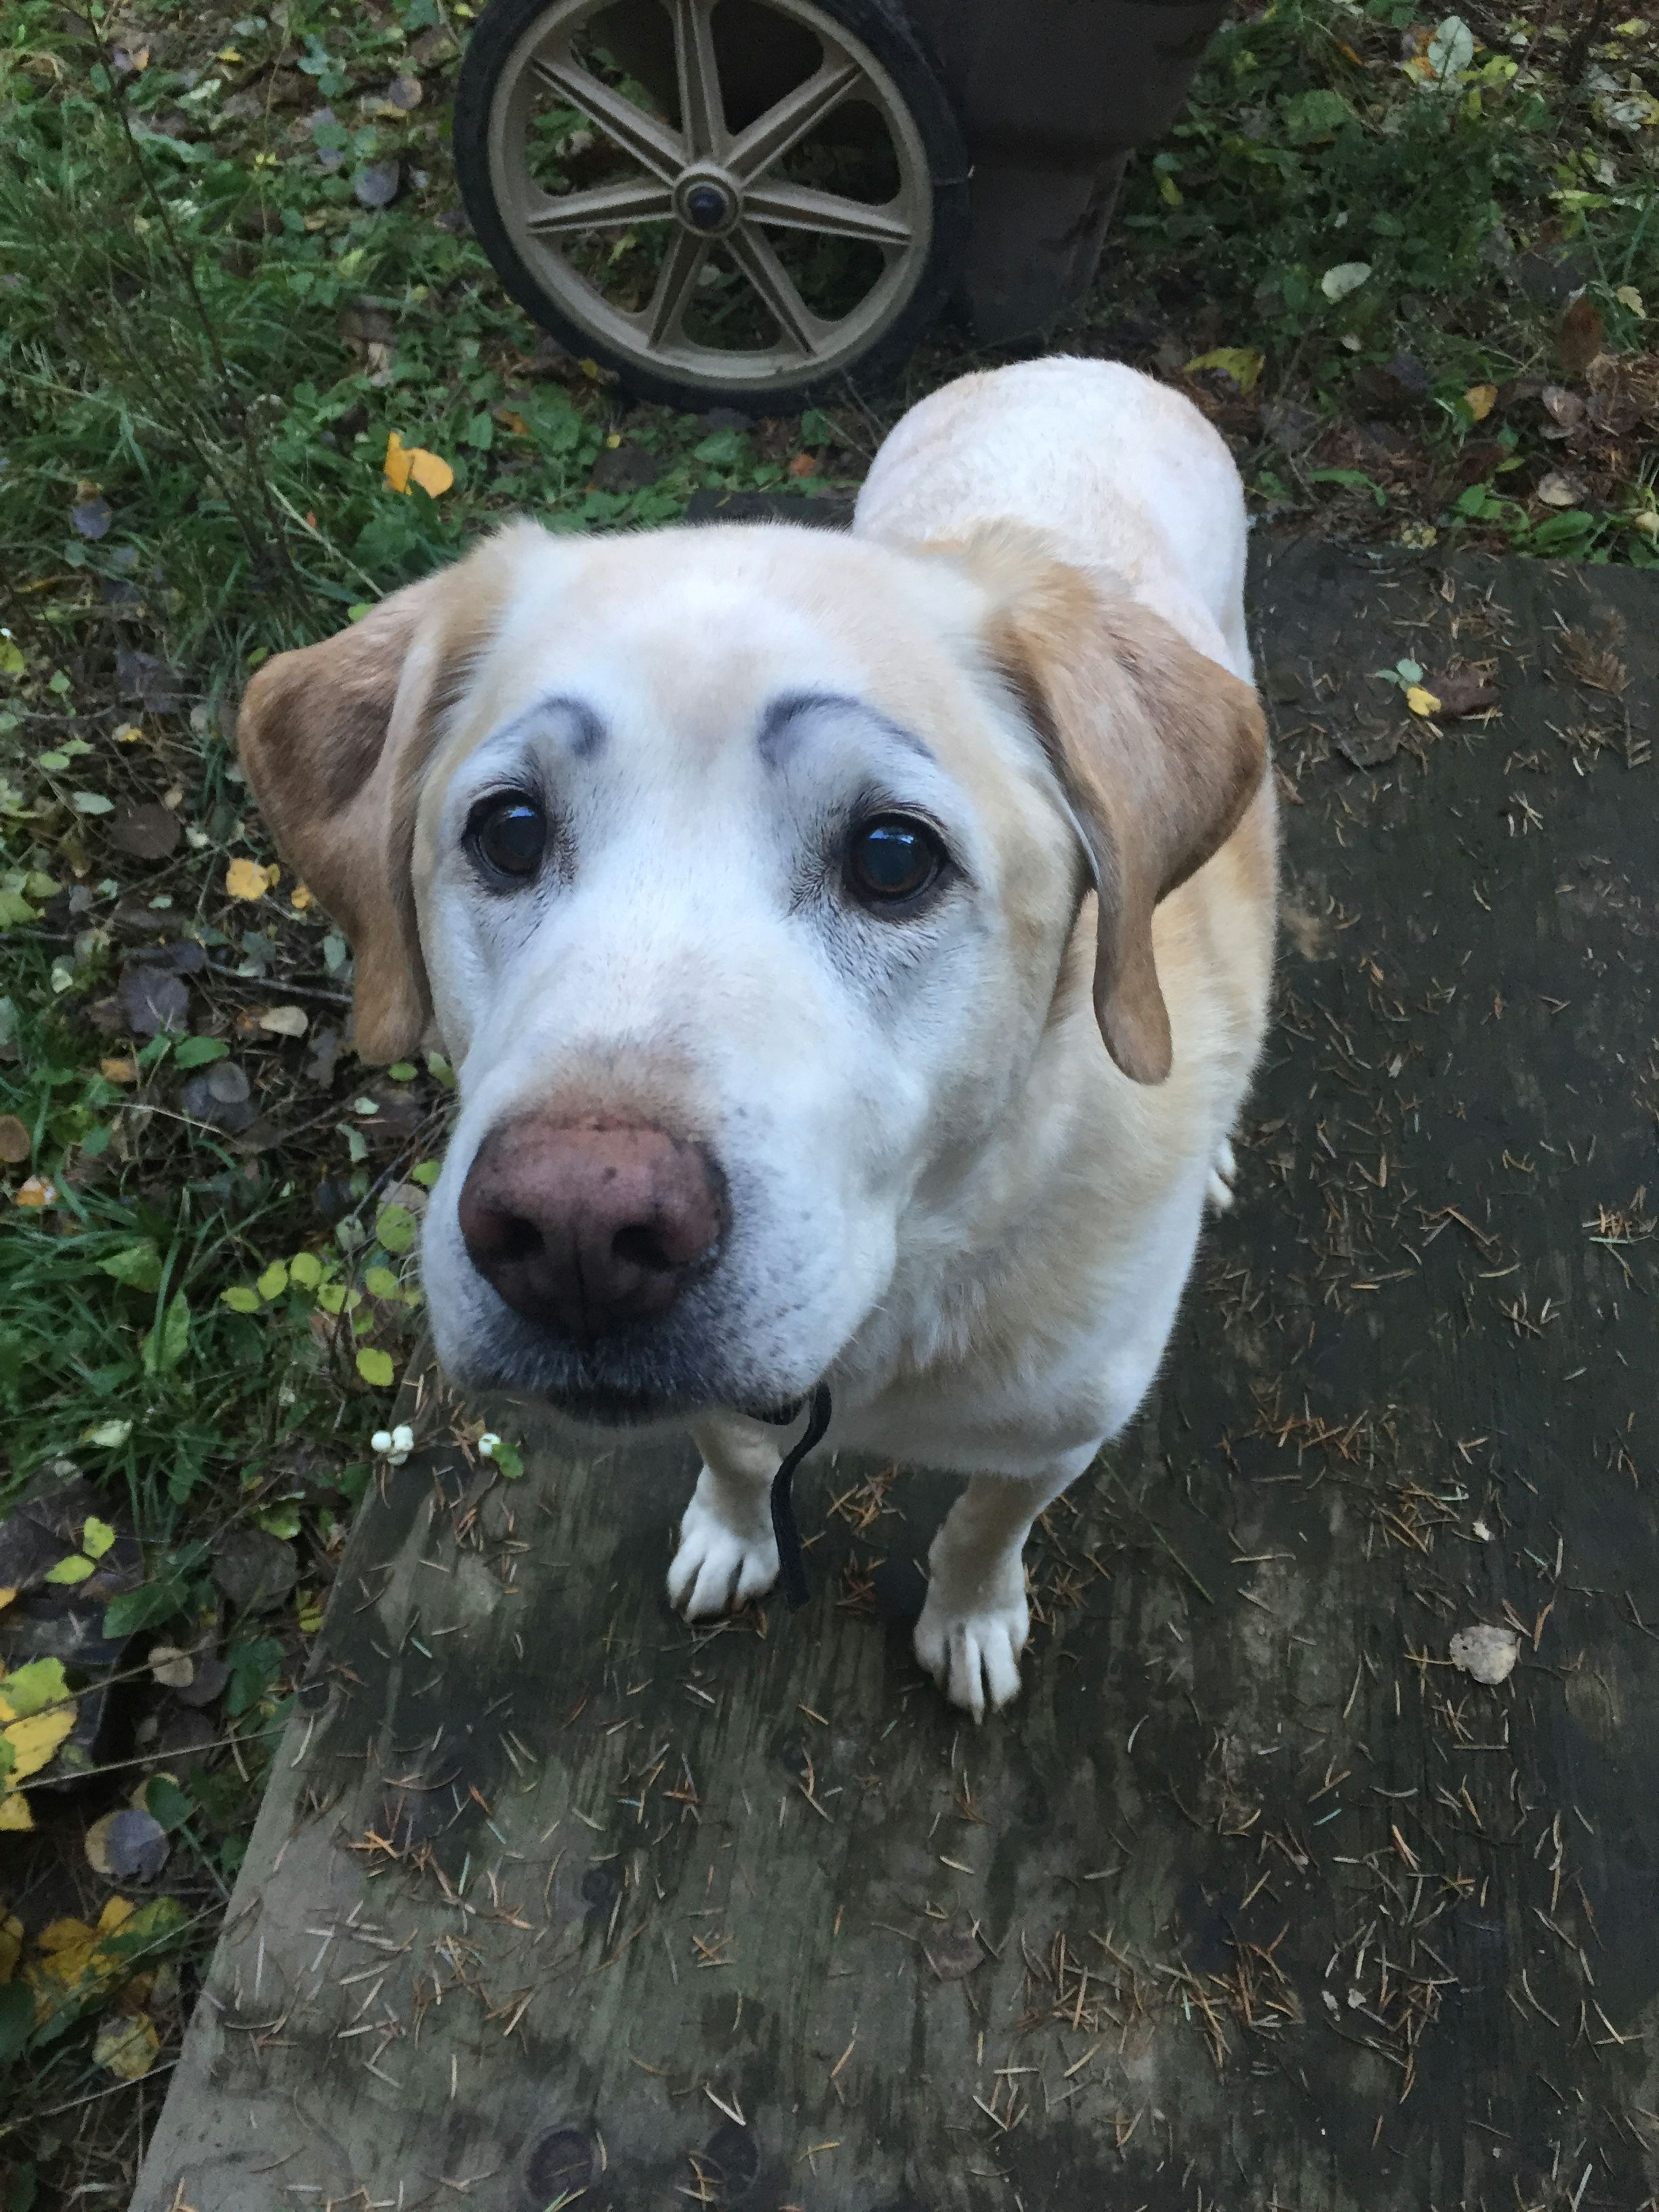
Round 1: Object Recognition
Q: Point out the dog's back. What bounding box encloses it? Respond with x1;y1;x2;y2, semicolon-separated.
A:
854;357;1252;682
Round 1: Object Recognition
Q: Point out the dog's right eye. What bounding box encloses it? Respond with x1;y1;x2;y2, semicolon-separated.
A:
468;794;546;881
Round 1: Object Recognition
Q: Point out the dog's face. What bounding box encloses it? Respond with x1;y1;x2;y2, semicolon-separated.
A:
240;522;1262;1423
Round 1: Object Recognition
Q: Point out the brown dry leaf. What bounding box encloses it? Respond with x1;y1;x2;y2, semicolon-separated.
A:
0;1115;30;1165
100;1057;138;1084
1540;384;1586;430
14;1177;54;1208
1559;628;1629;695
1429;670;1500;718
1557;298;1605;377
258;1004;309;1038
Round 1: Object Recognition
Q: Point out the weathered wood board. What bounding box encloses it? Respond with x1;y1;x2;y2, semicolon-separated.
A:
134;540;1659;2212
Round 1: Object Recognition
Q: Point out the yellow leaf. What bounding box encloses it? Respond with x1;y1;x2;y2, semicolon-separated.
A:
45;1553;96;1586
384;432;453;498
1184;347;1265;394
1464;383;1497;420
1405;684;1443;718
95;2010;160;2081
290;883;314;910
256;1260;289;1300
0;1793;33;1831
15;1178;54;1208
407;447;454;498
224;857;272;901
383;430;413;491
356;1347;395;1387
0;1586;16;1614
82;1516;116;1560
1616;285;1645;318
3;1704;75;1782
100;1057;138;1083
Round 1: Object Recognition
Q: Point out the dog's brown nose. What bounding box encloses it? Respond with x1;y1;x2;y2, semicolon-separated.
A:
457;1115;725;1339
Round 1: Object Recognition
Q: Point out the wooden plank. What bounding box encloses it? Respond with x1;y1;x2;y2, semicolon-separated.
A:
134;542;1659;2211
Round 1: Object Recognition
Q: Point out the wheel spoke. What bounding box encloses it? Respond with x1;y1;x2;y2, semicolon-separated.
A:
645;226;711;345
525;178;676;236
669;0;725;159
529;53;685;182
726;221;823;356
742;180;912;247
726;58;861;182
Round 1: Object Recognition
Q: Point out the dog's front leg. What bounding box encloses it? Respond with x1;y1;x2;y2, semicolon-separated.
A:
916;1455;1095;1721
668;1414;782;1619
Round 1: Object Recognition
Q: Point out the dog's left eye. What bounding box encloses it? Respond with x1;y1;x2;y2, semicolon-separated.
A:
469;794;546;880
846;815;946;907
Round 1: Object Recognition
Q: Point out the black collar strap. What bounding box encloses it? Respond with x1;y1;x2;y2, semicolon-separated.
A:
760;1382;832;1610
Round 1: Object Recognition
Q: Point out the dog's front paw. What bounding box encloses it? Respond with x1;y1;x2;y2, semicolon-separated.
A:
914;1553;1029;1721
668;1479;778;1620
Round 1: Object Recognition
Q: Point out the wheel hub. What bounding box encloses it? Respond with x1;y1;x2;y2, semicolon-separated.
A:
674;168;740;238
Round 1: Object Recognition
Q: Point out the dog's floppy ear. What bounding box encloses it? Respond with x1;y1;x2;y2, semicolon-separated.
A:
238;535;518;1063
945;523;1267;1086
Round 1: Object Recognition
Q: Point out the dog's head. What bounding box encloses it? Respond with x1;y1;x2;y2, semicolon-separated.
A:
240;520;1263;1422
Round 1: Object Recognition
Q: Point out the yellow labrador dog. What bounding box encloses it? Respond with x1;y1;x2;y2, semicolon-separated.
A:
240;359;1275;1718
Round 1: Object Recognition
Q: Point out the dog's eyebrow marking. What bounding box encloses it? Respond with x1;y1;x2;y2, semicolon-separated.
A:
757;689;933;768
493;693;605;759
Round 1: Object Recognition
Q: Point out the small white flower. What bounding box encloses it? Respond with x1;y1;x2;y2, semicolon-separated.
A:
478;1431;499;1460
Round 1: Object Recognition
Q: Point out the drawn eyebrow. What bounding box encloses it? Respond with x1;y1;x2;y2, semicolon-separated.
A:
756;689;934;768
491;693;606;758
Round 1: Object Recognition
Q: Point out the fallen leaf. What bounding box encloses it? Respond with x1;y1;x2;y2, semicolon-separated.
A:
385;73;423;109
100;1057;138;1084
1537;470;1586;508
289;883;314;911
0;1115;30;1165
146;1645;194;1689
1184;346;1266;393
108;802;182;861
0;1795;32;1831
224;857;275;901
258;1004;308;1038
15;1178;55;1208
1616;285;1645;318
1428;670;1500;718
352;158;402;208
1557;297;1604;377
117;962;190;1038
1449;1623;1519;1684
44;1554;96;1586
1540;384;1586;430
1321;261;1372;302
2;1703;76;1781
86;1807;170;1885
1405;684;1443;717
71;494;112;541
1463;383;1496;421
82;1516;116;1559
83;1418;134;1448
384;432;454;499
94;2009;161;2081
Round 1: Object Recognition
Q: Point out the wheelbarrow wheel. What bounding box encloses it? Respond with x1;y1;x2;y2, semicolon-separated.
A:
453;0;968;413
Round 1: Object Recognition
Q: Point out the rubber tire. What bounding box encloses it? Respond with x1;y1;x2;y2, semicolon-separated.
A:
451;0;969;414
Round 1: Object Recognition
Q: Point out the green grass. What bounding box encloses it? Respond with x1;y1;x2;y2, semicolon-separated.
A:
0;0;1654;2198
